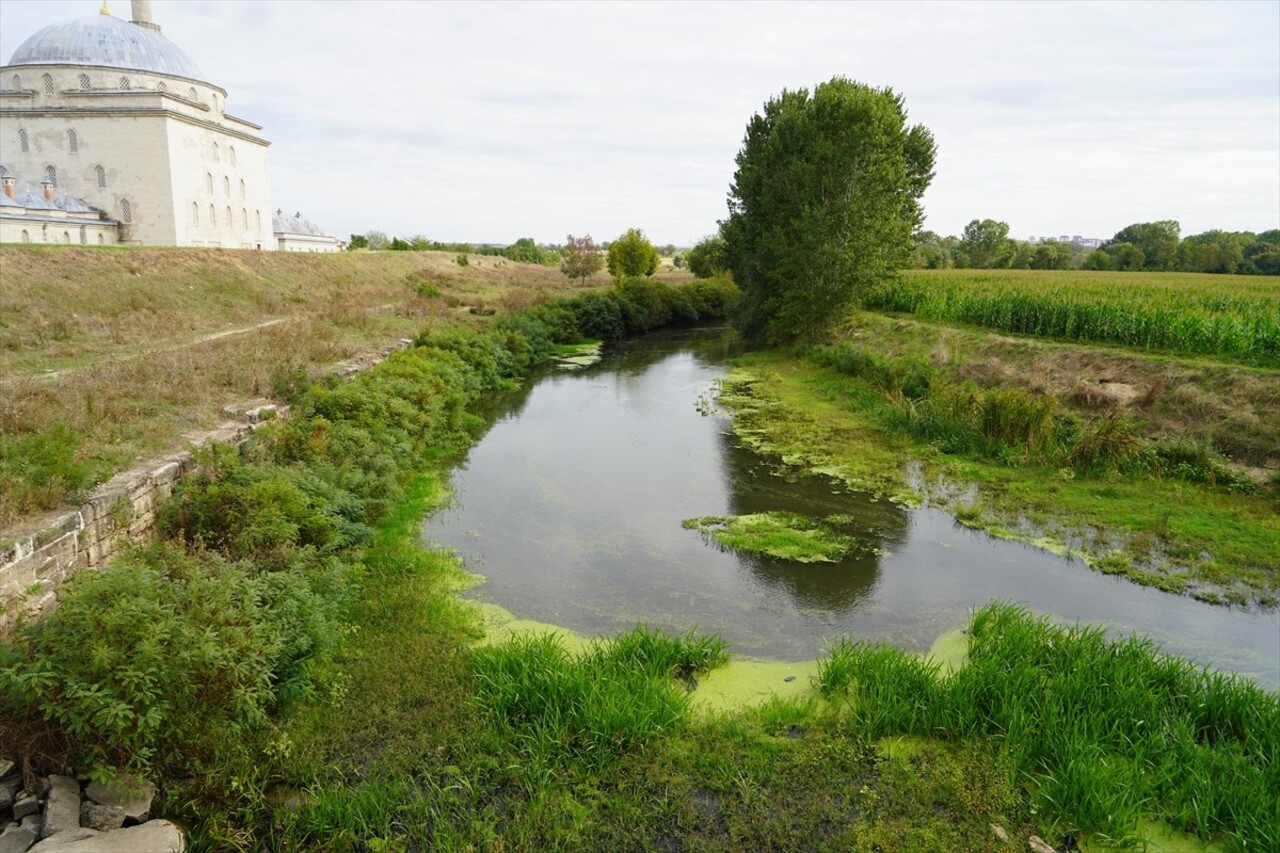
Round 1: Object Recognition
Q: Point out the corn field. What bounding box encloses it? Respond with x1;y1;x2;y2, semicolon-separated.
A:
867;269;1280;366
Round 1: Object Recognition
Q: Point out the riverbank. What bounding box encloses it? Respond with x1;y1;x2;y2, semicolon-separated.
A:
2;283;1275;851
714;311;1279;606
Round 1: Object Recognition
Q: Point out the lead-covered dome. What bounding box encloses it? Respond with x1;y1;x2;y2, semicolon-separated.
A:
7;14;205;81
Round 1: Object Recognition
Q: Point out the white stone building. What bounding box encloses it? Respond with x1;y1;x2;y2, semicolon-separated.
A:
0;1;335;250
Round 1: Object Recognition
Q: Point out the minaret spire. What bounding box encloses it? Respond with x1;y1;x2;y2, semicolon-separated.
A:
130;0;161;33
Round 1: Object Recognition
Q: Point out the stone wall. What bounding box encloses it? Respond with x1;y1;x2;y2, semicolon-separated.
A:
0;412;273;634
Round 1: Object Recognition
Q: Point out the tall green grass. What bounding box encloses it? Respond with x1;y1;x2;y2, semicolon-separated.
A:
817;603;1280;849
867;269;1280;365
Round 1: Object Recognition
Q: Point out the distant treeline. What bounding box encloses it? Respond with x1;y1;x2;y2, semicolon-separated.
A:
347;232;684;267
912;219;1280;276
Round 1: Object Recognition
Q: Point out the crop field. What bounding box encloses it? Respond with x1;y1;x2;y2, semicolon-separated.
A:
867;269;1280;366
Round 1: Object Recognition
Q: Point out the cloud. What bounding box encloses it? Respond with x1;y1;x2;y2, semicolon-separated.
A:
2;0;1276;243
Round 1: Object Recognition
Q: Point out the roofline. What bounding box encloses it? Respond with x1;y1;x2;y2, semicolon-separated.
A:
0;104;270;146
0;62;222;95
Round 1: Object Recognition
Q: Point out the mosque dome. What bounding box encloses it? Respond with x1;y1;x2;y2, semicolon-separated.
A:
7;13;205;81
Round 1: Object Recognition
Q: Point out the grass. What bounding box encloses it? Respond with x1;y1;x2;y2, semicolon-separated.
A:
870;268;1280;366
0;246;633;527
683;511;860;562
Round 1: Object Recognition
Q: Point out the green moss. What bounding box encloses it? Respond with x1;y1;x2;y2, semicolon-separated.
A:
682;512;861;563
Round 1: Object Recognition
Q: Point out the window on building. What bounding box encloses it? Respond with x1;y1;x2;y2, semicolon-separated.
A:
213;94;219;112
62;231;70;244
121;199;132;224
67;129;78;153
21;230;29;243
188;86;197;100
212;142;219;161
192;201;199;225
0;166;8;178
239;178;245;198
230;147;237;166
80;226;87;244
11;75;20;91
45;165;57;187
223;175;229;196
256;210;261;231
96;165;106;187
226;206;232;227
156;81;167;93
207;172;213;193
42;73;53;94
78;73;90;90
241;208;247;228
19;129;29;153
97;233;105;244
209;204;215;224
118;76;130;91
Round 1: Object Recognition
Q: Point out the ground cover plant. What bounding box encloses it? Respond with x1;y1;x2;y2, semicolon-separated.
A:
868;269;1280;366
682;512;860;562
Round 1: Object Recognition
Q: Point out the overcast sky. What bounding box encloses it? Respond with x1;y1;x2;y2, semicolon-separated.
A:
2;0;1277;246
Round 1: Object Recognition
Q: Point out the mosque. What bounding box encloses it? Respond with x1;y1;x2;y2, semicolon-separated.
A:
0;0;338;251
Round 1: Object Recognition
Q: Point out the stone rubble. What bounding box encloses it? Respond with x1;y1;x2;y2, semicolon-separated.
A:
0;760;183;853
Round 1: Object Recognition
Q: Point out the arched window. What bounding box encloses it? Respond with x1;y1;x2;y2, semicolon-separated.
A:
230;147;237;166
67;129;78;153
62;231;71;244
223;175;229;196
79;226;87;244
187;86;197;100
19;129;29;153
95;165;106;188
11;75;20;91
97;233;105;244
45;165;57;187
239;179;245;198
241;208;247;228
156;81;167;93
212;142;219;162
209;204;215;224
212;94;219;112
120;199;132;224
255;210;261;231
118;76;131;90
225;206;232;227
206;172;213;193
21;230;30;243
192;201;199;225
78;73;90;90
42;73;53;94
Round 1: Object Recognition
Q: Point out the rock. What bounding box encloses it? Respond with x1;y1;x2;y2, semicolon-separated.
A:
1028;836;1056;853
990;823;1008;842
40;776;80;839
79;802;126;832
0;824;39;853
0;760;15;781
85;775;154;821
11;793;39;821
0;776;20;811
29;820;185;852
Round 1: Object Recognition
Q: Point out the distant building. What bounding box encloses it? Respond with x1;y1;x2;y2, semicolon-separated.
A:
0;0;336;250
273;209;340;252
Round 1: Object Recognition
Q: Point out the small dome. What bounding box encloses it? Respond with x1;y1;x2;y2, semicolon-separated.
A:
7;14;205;81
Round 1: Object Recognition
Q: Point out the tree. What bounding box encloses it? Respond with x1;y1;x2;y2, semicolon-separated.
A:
1107;220;1179;270
560;234;605;284
1030;240;1074;270
1109;241;1145;271
365;230;389;250
684;234;727;278
606;228;660;279
347;233;368;250
722;77;936;343
960;219;1014;268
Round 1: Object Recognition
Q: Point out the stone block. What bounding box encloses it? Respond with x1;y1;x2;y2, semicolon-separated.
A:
29;821;184;852
11;792;39;821
0;823;38;853
41;776;80;839
85;775;154;821
79;802;125;832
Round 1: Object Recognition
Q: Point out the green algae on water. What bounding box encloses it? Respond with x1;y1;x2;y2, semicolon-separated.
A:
682;512;861;563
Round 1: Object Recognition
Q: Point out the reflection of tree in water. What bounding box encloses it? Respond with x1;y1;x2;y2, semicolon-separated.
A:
715;428;911;613
607;325;741;378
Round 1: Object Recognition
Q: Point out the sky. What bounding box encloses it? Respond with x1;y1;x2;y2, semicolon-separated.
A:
1;0;1277;247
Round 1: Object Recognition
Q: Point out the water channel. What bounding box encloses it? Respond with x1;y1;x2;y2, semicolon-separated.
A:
423;327;1280;689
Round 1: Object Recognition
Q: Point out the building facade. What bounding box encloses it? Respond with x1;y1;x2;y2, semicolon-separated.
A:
0;1;334;250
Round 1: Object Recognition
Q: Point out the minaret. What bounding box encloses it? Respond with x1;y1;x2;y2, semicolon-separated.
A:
130;0;161;33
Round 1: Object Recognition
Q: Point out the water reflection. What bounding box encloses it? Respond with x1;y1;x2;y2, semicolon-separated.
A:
423;327;1280;687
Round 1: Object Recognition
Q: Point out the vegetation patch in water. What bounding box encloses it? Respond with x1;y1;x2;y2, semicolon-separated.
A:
682;511;859;563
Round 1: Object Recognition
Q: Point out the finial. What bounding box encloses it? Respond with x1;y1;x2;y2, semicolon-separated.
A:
100;2;112;15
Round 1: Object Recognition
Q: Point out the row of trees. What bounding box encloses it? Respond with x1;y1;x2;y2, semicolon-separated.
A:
912;219;1280;276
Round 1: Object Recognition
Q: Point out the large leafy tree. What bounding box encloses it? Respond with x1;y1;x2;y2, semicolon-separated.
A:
684;235;728;278
1106;220;1180;270
959;219;1014;269
560;234;605;284
607;228;660;279
722;77;936;343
